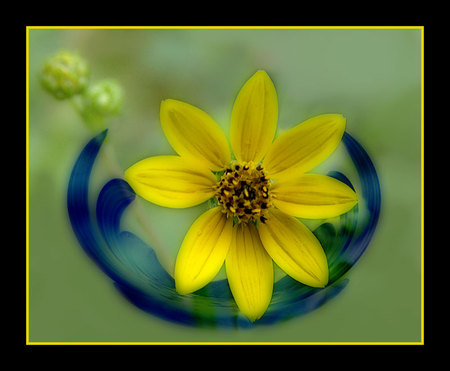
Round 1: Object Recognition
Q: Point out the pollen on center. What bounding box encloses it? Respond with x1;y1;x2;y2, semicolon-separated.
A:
214;161;272;224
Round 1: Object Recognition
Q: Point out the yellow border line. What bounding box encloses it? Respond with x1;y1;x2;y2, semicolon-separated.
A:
26;25;424;30
420;26;425;344
28;341;424;345
26;25;424;346
26;26;30;345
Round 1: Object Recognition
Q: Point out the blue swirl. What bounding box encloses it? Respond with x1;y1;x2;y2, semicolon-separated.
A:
67;130;380;328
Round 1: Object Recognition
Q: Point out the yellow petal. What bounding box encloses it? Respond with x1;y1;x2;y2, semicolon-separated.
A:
174;207;233;294
272;174;358;219
226;223;273;322
230;71;278;164
160;99;231;171
263;114;346;179
258;208;329;288
124;155;217;208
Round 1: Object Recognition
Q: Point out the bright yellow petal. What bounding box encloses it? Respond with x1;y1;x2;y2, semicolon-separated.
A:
124;155;217;208
263;114;346;179
226;223;273;322
160;99;231;171
258;208;329;288
174;207;233;294
230;71;278;164
272;174;358;219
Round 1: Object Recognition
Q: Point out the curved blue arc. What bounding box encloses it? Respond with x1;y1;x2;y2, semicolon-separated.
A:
67;130;113;275
67;130;146;287
67;130;380;328
341;132;381;265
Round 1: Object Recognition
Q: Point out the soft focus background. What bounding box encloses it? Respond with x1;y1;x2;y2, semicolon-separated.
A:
28;27;422;343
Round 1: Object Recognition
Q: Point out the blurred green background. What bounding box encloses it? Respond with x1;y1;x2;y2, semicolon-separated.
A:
28;27;422;343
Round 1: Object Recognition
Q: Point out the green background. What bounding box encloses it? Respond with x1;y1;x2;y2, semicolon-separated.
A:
28;28;422;343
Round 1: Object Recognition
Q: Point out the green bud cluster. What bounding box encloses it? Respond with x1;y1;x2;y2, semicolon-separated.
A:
40;51;124;131
40;50;89;100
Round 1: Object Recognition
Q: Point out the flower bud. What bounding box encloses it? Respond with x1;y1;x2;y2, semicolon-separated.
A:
40;50;89;100
83;79;123;116
78;79;124;131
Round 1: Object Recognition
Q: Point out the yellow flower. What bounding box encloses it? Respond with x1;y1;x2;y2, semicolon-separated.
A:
125;71;358;321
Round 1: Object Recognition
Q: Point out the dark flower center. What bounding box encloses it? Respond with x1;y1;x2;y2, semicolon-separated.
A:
215;161;272;224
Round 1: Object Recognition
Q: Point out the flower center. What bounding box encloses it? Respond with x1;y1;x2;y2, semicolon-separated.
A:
215;161;272;224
